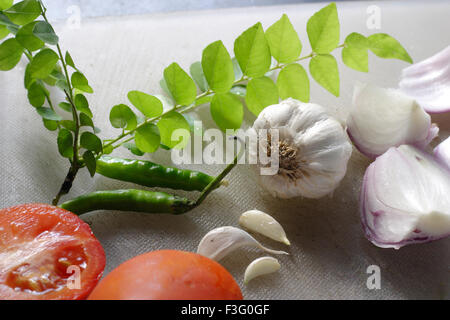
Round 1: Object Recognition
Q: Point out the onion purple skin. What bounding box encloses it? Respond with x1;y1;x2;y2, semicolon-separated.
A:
360;147;450;249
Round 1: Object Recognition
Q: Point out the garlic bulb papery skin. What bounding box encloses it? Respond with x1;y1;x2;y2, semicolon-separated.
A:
197;227;289;261
399;45;450;113
244;257;281;284
239;210;290;245
347;83;438;159
250;98;353;199
434;137;450;169
361;145;450;249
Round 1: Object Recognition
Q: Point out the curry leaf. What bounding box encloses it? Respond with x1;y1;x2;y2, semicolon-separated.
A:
16;21;44;51
83;151;96;177
277;63;310;102
110;104;137;130
342;32;369;72
74;94;93;118
157;111;190;149
309;54;340;97
27;80;46;107
0;38;23;71
127;90;163;118
234;22;271;78
367;33;412;63
135;123;160;153
4;0;41;26
307;3;340;54
246;76;279;116
32;21;59;45
36;106;62;121
80;132;102;153
0;0;13;10
189;61;209;92
71;71;93;93
266;14;302;63
211;93;244;131
163;62;197;106
29;48;59;79
202;40;234;93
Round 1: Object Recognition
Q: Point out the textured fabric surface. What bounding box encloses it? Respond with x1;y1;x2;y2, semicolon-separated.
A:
1;1;449;299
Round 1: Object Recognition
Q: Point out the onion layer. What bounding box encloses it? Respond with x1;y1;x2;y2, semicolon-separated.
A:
434;137;450;169
347;83;437;158
399;46;450;114
361;145;450;249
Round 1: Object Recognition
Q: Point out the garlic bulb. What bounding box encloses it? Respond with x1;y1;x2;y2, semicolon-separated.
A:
244;257;281;284
434;137;450;169
361;145;450;249
347;83;438;159
399;46;450;114
250;98;352;199
197;226;289;261
239;210;290;245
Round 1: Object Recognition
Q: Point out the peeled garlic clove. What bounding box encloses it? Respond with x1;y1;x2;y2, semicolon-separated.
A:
347;83;438;158
197;226;289;261
244;257;281;284
399;46;450;114
239;210;290;245
251;98;352;199
361;145;450;249
434;137;450;169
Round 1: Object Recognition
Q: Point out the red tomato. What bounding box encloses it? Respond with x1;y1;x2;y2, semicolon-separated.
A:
0;204;105;300
88;250;243;300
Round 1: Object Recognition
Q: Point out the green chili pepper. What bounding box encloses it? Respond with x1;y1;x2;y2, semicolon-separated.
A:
60;189;196;216
96;156;215;192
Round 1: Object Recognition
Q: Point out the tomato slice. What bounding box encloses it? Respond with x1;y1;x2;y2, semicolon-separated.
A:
0;204;105;300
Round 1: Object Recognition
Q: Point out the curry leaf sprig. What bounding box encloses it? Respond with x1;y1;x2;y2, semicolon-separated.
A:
0;0;99;204
103;2;412;157
0;1;412;203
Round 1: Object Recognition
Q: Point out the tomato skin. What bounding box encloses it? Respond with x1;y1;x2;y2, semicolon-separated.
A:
88;250;243;300
0;204;105;300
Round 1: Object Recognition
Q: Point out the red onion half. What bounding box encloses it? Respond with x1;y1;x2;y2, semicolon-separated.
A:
361;145;450;249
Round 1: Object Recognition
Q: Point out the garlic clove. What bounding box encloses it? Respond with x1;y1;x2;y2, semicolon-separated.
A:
361;145;450;249
197;226;289;261
434;137;450;169
244;257;281;284
239;210;290;245
251;98;352;199
399;46;450;114
347;83;437;158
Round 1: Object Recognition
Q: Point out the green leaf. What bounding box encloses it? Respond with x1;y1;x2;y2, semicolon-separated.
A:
43;118;58;131
58;102;72;113
102;144;113;155
367;33;412;64
124;143;145;157
163;62;197;106
309;54;340;97
32;21;59;45
234;22;271;78
16;21;44;51
0;25;9;40
74;94;93;118
80;132;102;153
127;90;163;118
60;120;76;132
27;80;46;107
4;0;41;26
65;51;75;69
189;61;209;92
211;93;244;131
0;38;23;70
79;113;94;128
265;14;302;63
342;33;369;72
245;76;279;116
109;104;137;130
83;151;96;177
135;123;160;153
57;128;73;158
159;78;174;100
307;3;340;54
0;0;13;10
157;111;190;149
56;79;69;92
202;40;234;93
71;72;93;93
277;63;310;102
29;48;59;79
36;106;62;121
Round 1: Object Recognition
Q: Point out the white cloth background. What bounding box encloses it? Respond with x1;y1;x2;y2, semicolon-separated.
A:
1;1;449;299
